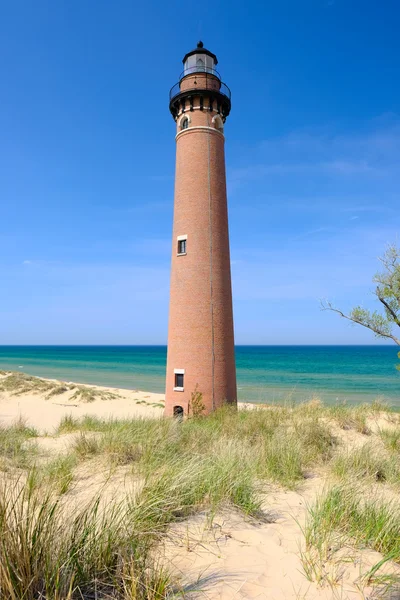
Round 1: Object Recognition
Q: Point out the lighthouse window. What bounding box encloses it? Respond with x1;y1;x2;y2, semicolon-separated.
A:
174;369;185;391
175;373;184;388
178;239;186;254
196;57;205;71
177;235;187;255
181;117;189;130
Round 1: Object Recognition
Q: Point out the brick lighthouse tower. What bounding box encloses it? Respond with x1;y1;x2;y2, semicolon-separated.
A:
165;42;237;417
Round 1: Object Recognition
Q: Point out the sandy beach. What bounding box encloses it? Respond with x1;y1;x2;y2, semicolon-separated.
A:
0;372;258;432
0;376;165;433
1;371;400;599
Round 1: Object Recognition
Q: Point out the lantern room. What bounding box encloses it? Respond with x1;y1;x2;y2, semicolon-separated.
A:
182;41;219;79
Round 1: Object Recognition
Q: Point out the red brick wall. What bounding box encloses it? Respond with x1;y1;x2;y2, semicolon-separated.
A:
180;73;221;94
165;104;237;416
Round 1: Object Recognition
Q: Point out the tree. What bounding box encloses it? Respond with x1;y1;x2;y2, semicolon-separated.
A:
321;244;400;366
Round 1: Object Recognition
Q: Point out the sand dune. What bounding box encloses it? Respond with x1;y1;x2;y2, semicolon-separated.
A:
1;371;400;599
0;372;165;433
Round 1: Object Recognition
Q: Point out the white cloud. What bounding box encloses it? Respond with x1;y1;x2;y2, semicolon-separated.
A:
228;116;400;188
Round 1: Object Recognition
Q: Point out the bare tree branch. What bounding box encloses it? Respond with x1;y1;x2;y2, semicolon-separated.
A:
320;300;400;345
376;292;400;328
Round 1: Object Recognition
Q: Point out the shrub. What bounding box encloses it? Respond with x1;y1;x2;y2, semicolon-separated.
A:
188;385;206;418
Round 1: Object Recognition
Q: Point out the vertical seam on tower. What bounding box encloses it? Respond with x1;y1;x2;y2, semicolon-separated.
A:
206;111;216;411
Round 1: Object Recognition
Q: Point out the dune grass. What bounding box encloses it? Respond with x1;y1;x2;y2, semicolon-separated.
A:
302;484;400;589
325;398;390;434
331;443;400;486
1;398;399;597
0;417;38;469
0;428;267;598
0;477;172;599
0;371;121;402
57;405;337;489
42;454;78;494
70;385;120;403
380;428;400;453
0;372;68;397
327;403;371;434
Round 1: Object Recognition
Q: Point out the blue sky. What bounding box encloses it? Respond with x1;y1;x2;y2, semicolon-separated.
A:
1;0;399;345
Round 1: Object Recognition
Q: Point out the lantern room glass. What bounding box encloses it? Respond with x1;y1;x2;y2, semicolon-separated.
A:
183;53;217;77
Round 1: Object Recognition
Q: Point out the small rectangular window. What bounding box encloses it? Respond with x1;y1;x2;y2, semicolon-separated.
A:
173;369;185;391
175;373;184;388
178;239;187;254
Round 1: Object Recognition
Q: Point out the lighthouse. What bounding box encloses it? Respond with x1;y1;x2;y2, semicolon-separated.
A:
165;42;237;417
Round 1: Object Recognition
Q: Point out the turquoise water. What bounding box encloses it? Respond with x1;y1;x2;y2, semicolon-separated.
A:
0;346;399;406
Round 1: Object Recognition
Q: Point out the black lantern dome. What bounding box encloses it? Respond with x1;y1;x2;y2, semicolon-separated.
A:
182;41;218;76
181;41;219;77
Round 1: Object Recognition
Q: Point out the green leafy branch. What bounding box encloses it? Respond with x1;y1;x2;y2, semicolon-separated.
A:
321;244;400;351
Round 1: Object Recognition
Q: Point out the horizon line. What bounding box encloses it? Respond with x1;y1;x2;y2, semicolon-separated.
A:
0;344;395;348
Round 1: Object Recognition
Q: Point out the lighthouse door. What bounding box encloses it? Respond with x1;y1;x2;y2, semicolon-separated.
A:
173;405;184;420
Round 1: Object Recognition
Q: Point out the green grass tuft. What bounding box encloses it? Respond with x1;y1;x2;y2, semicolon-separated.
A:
328;403;371;434
0;476;173;599
331;443;400;485
0;418;38;469
380;428;400;453
43;454;78;494
55;406;337;489
72;432;102;459
305;484;400;561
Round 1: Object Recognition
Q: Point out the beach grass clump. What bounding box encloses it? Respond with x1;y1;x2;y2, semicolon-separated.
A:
129;409;331;488
0;372;121;403
57;414;108;434
380;428;400;453
0;476;172;600
300;483;400;591
304;484;400;568
326;399;390;434
46;383;73;398
137;444;262;521
253;416;336;487
70;385;120;403
293;414;337;463
0;372;59;396
331;443;400;485
72;432;102;459
43;454;78;494
58;405;337;489
0;436;264;598
0;418;38;469
3;402;338;490
256;430;304;485
66;419;263;515
57;414;80;433
0;371;77;400
328;403;372;434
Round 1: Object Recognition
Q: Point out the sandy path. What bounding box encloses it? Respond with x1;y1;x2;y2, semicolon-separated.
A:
164;479;397;599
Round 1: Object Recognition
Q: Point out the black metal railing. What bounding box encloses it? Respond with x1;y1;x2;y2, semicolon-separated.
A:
169;79;231;102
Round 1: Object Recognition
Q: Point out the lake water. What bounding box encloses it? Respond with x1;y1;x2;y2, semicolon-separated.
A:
0;345;399;406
